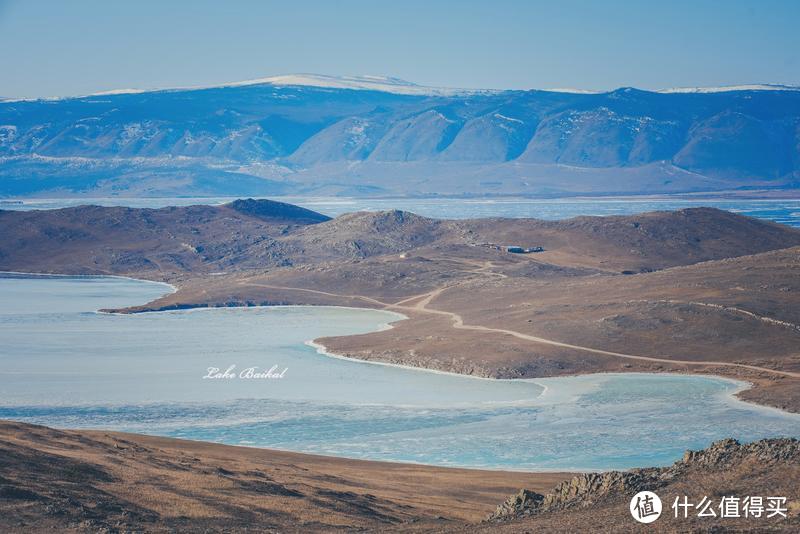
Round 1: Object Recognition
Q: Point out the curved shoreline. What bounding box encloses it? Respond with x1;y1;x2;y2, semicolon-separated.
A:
300;302;795;418
309;336;798;417
0;270;178;299
3;271;797;418
5;270;796;416
305;339;513;383
3;272;800;475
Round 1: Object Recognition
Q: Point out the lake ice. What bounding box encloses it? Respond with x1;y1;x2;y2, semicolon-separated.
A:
1;275;798;471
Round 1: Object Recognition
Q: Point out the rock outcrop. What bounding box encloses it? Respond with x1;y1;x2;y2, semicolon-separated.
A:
488;438;800;521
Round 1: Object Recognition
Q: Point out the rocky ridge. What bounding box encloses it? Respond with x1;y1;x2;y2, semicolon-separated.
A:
488;438;800;521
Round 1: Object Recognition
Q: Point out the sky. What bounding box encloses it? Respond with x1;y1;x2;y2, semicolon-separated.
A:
1;0;799;98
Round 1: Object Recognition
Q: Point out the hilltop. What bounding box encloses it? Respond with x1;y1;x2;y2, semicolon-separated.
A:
0;199;329;274
2;203;798;277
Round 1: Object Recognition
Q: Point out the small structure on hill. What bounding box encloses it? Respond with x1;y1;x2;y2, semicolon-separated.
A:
505;245;544;254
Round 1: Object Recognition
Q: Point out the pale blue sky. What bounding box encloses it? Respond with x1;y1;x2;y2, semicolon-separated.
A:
1;0;799;98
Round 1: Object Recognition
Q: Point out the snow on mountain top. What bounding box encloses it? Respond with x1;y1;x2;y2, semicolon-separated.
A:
230;74;417;90
3;76;800;103
222;74;495;96
0;74;500;102
90;88;151;96
658;84;800;94
542;87;605;94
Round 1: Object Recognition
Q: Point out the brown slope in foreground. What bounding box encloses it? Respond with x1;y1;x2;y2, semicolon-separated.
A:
472;438;800;533
1;421;797;533
0;420;569;533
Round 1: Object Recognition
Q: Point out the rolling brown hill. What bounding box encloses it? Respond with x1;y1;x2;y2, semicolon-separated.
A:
455;207;800;271
2;202;799;279
1;421;796;533
0;420;568;533
0;199;329;276
284;209;447;261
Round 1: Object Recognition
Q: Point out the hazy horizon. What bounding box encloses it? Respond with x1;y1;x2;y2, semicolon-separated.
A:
1;0;799;99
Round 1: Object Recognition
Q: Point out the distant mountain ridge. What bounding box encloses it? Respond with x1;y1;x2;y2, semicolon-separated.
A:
5;75;799;101
1;74;799;197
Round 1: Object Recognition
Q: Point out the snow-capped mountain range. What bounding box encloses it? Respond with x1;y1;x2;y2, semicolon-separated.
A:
1;74;498;102
5;74;799;102
1;74;799;197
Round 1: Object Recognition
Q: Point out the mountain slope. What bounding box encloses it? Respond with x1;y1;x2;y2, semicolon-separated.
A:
459;207;800;271
1;81;799;196
0;199;330;274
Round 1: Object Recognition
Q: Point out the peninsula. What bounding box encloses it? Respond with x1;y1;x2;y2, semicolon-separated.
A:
2;199;799;412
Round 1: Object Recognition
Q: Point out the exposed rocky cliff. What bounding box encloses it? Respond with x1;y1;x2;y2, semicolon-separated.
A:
489;438;800;521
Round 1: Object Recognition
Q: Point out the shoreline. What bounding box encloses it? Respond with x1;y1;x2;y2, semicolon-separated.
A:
4;270;797;418
310;336;799;418
3;404;792;474
305;339;511;383
101;424;589;475
0;269;178;294
2;271;799;477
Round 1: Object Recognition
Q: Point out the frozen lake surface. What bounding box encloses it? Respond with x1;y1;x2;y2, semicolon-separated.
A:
1;275;798;471
3;196;800;227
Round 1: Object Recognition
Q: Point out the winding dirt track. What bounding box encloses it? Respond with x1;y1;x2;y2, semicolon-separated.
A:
239;260;800;380
393;288;800;379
